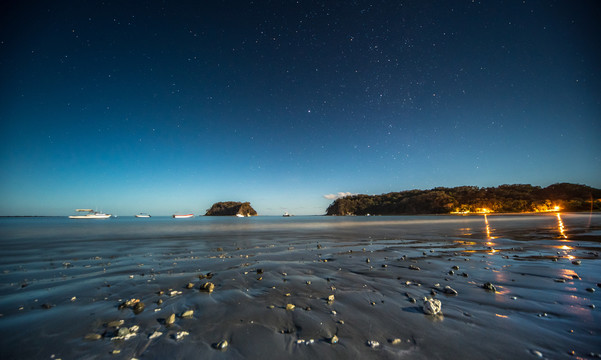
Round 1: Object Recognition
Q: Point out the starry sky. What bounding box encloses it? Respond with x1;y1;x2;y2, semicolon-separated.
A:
1;1;600;216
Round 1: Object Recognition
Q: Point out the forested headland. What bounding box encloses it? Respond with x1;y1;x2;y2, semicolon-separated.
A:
325;183;601;216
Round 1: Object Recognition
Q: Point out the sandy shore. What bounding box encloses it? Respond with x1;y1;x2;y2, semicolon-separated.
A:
0;214;599;359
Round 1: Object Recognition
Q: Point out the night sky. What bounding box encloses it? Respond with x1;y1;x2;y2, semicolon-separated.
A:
1;1;600;216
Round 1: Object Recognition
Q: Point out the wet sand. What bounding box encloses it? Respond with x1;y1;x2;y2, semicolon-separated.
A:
0;214;600;359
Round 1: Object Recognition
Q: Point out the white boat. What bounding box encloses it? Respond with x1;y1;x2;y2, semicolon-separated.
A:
235;214;245;217
173;214;194;218
135;213;151;218
69;209;112;219
283;212;292;217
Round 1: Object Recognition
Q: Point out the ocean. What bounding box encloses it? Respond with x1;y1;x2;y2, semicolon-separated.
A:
1;214;600;359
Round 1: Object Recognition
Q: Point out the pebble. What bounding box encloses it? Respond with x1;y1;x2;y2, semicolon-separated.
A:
391;338;402;345
185;282;194;289
483;282;497;292
423;298;442;315
286;304;295;311
367;340;380;348
148;331;163;339
443;286;458;295
330;335;339;344
133;302;145;314
532;350;543;357
84;333;102;341
111;350;121;355
327;295;335;302
181;310;194;318
215;340;228;350
174;331;189;341
107;320;124;328
452;265;460;270
166;313;176;326
586;288;595;293
200;282;215;293
554;278;566;283
409;265;420;271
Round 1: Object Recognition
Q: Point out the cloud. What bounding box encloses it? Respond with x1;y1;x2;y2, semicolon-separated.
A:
323;192;355;200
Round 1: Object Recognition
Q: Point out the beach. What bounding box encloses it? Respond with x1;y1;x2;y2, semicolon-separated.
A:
0;214;600;359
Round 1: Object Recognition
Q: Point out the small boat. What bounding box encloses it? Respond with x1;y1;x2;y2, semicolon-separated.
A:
235;214;245;217
283;212;292;217
69;209;112;219
135;213;151;218
173;214;194;218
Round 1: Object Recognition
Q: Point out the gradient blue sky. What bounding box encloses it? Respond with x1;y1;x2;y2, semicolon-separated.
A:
1;1;600;216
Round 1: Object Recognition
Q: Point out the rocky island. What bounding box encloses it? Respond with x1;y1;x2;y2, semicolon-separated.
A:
205;201;258;216
326;183;601;216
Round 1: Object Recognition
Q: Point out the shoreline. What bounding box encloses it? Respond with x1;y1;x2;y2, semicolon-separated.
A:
1;211;600;218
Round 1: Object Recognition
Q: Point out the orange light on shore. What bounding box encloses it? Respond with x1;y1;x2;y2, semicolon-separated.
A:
553;205;561;212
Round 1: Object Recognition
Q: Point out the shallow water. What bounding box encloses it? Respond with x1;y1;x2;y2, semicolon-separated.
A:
0;214;600;359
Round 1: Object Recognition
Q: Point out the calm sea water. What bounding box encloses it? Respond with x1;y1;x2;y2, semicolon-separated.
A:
1;214;600;359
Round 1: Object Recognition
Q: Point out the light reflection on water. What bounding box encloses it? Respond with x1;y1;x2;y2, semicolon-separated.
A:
558;268;579;279
483;214;498;254
556;213;568;239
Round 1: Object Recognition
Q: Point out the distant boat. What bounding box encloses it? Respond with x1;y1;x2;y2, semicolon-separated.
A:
236;214;245;217
135;213;151;218
173;214;194;218
283;212;292;217
69;209;112;219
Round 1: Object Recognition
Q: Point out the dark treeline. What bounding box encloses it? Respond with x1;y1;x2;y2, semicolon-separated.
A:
325;183;601;216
